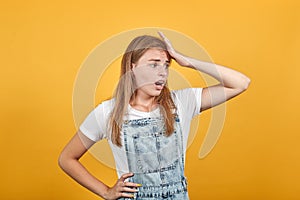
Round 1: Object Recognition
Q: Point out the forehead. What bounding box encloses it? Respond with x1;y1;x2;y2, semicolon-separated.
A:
137;48;169;63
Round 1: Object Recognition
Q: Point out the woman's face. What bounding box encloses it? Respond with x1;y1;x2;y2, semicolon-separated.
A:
132;48;170;98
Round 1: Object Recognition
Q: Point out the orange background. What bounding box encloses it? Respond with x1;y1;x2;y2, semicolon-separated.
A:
1;0;300;199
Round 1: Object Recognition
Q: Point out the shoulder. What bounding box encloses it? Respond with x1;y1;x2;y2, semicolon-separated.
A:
94;98;115;113
171;88;203;118
79;98;115;141
171;88;203;102
88;98;116;123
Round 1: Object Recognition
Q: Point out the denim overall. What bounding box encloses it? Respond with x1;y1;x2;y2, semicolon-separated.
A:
121;116;189;200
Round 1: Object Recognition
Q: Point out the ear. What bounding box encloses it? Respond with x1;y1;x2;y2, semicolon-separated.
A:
131;63;136;69
131;63;137;74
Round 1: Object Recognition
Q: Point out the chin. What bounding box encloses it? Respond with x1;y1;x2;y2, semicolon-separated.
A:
145;90;162;97
137;86;163;97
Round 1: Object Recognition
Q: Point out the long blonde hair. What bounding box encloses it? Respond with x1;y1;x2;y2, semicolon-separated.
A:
109;35;176;146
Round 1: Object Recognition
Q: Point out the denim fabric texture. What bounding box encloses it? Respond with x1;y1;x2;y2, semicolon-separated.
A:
120;116;189;200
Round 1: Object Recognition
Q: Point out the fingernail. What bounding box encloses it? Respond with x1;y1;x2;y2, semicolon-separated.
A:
136;183;142;187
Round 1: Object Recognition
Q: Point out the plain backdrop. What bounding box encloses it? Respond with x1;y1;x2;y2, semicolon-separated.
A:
1;0;299;199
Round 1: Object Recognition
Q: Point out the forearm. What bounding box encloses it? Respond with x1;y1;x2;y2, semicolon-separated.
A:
184;56;251;90
59;157;109;198
157;31;250;90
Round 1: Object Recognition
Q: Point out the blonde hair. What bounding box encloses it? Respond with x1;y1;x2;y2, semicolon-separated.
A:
109;35;176;146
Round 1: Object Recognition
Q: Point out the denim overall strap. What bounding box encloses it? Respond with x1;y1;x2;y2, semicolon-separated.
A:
121;117;188;200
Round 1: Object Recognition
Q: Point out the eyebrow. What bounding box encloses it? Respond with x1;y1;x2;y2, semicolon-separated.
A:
148;59;170;63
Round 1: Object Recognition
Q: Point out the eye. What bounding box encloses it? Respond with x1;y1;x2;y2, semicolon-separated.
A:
164;63;170;69
149;63;158;68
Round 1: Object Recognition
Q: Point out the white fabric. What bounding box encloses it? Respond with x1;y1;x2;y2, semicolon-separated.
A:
79;88;203;177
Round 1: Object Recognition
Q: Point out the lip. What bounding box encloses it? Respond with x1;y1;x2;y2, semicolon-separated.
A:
153;79;166;91
154;80;166;85
154;83;164;90
154;81;165;90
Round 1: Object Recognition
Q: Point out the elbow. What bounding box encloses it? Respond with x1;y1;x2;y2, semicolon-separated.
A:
58;152;69;171
58;153;64;170
58;151;80;173
243;76;251;90
239;76;251;92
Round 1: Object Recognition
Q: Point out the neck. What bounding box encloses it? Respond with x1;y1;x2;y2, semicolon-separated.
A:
130;91;157;112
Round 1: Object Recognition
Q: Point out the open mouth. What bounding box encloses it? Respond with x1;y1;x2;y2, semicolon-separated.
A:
154;80;165;86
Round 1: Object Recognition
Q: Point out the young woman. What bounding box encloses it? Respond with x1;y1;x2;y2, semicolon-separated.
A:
58;32;251;199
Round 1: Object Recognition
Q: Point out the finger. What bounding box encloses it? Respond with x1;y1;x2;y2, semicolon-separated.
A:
157;31;165;39
158;31;174;50
116;183;137;193
119;172;134;182
121;186;139;193
120;192;135;198
158;31;170;44
157;31;170;42
124;181;142;188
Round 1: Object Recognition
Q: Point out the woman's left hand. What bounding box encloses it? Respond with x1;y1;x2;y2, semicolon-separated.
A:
158;31;191;67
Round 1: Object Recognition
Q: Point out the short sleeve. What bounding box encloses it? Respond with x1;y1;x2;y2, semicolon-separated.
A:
79;103;108;142
172;88;203;119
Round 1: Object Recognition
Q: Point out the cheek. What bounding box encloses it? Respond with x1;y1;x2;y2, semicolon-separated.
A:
133;67;158;86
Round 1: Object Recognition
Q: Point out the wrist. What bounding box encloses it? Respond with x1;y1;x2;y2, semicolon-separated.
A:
175;54;192;68
98;185;110;199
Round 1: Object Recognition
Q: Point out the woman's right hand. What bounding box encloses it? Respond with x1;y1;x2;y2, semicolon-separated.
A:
102;172;141;200
158;31;192;67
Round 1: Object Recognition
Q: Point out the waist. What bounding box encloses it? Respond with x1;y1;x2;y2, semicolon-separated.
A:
137;178;187;198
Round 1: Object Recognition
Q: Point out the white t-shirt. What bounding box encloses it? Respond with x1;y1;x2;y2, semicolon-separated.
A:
79;88;203;177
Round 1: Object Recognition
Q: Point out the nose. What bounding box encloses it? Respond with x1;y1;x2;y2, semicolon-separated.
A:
158;69;167;78
157;66;168;77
